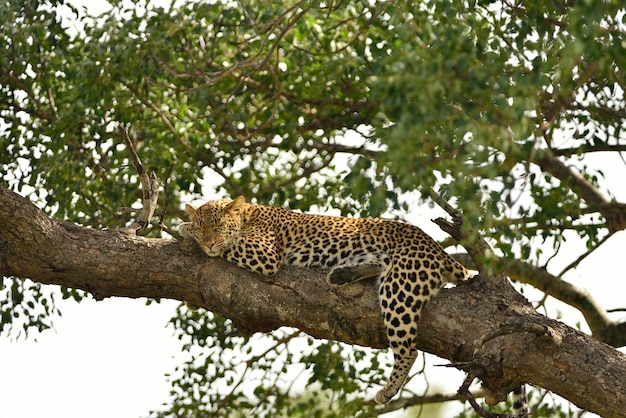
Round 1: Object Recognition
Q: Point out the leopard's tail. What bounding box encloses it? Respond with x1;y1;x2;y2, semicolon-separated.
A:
512;384;528;418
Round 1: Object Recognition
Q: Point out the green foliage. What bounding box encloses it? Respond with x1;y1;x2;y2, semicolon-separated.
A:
0;276;84;338
1;0;625;416
0;277;59;338
153;305;381;417
369;1;625;247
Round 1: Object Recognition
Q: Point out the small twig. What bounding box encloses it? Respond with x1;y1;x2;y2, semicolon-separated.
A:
556;231;614;278
47;88;58;119
119;126;160;234
428;187;461;220
429;188;500;277
480;323;558;348
156;221;182;241
117;206;138;213
157;164;174;231
458;374;513;418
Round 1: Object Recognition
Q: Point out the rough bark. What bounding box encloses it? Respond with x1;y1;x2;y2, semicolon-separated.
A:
1;186;626;417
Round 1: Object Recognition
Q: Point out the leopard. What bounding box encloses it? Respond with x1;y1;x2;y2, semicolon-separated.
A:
179;195;471;404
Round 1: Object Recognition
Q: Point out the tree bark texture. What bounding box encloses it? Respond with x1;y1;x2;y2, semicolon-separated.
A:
1;187;625;417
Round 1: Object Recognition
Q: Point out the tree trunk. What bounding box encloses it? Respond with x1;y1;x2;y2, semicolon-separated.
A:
1;186;625;417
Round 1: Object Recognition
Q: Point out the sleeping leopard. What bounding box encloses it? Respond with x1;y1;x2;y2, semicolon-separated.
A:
179;195;470;404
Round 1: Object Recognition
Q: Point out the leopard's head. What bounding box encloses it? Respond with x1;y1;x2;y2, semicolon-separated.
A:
184;196;246;255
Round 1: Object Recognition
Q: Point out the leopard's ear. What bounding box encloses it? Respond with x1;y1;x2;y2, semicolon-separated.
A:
227;195;246;212
184;204;197;216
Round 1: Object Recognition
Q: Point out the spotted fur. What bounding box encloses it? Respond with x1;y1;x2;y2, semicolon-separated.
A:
179;196;470;404
512;385;528;417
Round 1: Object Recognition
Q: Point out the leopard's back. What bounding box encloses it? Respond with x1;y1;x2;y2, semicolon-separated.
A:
250;206;468;284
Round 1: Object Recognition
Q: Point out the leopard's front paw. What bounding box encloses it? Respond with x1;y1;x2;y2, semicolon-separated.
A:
180;237;200;255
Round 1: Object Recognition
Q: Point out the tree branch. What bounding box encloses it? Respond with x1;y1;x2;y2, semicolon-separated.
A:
118;127;160;233
532;152;626;232
1;186;626;417
552;143;626;158
0;186;386;347
533;152;610;207
376;388;486;414
454;253;626;348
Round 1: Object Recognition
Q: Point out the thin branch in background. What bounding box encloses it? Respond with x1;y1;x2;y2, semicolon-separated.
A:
428;187;460;219
556;231;614;278
122;80;195;155
552;143;626;157
458;374;509;418
375;387;487;415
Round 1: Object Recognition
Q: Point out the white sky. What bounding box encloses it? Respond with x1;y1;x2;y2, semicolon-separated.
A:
1;1;625;417
0;298;181;418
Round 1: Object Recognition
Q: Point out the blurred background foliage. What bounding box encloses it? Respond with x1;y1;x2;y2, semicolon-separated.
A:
1;0;625;416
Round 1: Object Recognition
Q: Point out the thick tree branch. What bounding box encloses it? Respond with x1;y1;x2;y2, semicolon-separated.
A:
1;187;626;417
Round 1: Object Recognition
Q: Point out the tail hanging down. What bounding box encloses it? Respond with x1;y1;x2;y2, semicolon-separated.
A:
511;385;528;418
